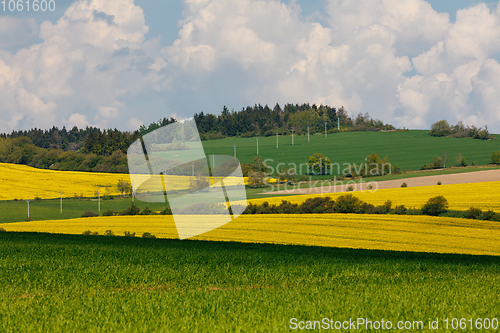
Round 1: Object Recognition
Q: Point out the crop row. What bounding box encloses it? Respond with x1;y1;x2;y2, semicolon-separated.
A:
1;214;499;256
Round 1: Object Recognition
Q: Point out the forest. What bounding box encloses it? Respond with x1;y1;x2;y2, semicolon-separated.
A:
0;103;393;173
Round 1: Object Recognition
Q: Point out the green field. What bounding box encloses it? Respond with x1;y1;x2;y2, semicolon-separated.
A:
200;130;500;174
0;197;167;224
1;232;499;332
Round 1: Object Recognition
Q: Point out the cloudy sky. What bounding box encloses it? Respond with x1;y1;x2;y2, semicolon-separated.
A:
1;0;500;133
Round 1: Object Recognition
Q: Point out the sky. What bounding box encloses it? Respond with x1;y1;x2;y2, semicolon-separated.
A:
1;0;500;133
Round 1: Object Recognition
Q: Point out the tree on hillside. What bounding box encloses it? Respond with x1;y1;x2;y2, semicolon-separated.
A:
117;179;132;197
429;120;452;137
307;153;332;175
455;153;467;167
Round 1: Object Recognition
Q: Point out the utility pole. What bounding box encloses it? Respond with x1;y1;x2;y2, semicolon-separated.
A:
60;191;63;214
256;136;259;155
276;132;279;149
27;198;30;221
192;163;195;180
338;118;340;130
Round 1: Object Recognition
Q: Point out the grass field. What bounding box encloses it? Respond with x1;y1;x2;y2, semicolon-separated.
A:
0;197;168;224
1;232;499;332
201;130;500;174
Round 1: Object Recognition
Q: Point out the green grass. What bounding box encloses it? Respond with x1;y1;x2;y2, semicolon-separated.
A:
1;232;499;332
199;130;500;174
0;197;166;224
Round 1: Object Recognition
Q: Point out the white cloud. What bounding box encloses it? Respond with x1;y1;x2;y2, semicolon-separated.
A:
2;0;500;134
66;113;90;129
127;117;143;130
0;0;159;133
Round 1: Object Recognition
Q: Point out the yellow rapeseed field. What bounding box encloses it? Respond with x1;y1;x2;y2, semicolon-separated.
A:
250;181;500;211
0;163;128;200
0;162;248;200
1;214;499;256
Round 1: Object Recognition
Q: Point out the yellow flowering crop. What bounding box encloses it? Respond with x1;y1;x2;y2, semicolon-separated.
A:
0;162;248;200
250;181;500;211
2;214;499;256
0;163;129;200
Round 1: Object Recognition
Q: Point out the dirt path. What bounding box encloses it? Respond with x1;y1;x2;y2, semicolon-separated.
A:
264;169;500;195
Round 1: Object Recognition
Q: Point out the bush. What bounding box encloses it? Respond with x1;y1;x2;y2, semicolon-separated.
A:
307;153;332;175
81;210;99;217
0;227;6;232
401;182;408;188
429;120;452;137
82;230;92;235
455;153;467;167
124;231;136;237
300;197;335;214
278;200;300;214
465;207;482;219
334;194;362;213
346;186;354;192
104;230;114;236
393;164;402;174
437;181;442;185
432;156;444;169
480;210;496;221
102;210;115;216
121;203;140;216
142;232;156;238
160;207;173;215
421;196;448;216
491;151;500;164
140;206;155;215
392;205;407;215
383;200;392;213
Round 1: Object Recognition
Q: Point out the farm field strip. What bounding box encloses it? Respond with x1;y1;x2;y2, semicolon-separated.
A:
201;130;500;172
0;163;129;200
1;214;499;256
266;169;500;195
249;180;500;212
0;162;250;202
2;231;499;332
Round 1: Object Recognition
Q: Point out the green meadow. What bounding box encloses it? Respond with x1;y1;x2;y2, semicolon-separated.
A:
1;232;499;332
200;130;500;174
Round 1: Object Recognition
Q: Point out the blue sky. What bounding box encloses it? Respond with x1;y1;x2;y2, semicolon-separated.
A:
1;0;500;132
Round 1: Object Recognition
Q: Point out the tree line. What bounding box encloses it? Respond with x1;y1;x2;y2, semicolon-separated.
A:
194;103;394;140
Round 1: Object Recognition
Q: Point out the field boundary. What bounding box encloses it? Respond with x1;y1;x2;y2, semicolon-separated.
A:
265;169;500;195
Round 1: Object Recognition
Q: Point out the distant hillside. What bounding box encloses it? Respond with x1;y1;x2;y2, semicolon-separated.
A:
0;103;394;173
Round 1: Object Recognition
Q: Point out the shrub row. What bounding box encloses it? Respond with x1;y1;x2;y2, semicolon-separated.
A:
243;195;396;215
243;194;499;220
81;204;173;218
82;230;156;238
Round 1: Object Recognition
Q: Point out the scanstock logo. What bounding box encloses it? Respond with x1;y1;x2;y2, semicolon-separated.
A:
127;118;247;239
